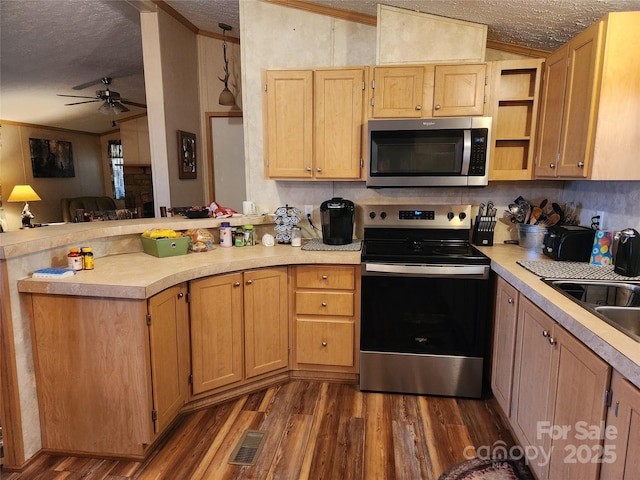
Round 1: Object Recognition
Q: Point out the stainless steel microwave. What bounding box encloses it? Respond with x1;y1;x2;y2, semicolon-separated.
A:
366;117;491;188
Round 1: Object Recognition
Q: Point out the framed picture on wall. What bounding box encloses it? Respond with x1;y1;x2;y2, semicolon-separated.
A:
178;130;197;179
29;138;75;177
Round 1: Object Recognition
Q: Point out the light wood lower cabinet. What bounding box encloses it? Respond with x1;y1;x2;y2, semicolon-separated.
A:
290;265;360;375
29;283;190;458
490;276;519;417
511;296;610;480
189;267;289;396
600;370;640;479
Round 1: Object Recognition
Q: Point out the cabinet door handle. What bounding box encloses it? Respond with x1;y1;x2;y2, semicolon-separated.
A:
322;341;328;347
548;337;557;346
322;275;328;280
542;330;550;338
549;163;556;169
415;105;422;111
577;162;585;168
321;302;327;307
507;297;514;304
246;279;253;285
178;292;184;299
316;167;322;172
433;104;440;110
305;166;312;171
234;282;241;287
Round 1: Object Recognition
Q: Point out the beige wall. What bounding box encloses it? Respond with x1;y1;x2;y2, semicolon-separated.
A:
0;123;105;230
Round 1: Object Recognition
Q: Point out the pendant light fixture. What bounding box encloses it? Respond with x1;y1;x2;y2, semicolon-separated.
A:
218;23;235;106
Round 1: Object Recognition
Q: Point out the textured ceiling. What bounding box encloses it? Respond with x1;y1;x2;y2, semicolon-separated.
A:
1;0;639;134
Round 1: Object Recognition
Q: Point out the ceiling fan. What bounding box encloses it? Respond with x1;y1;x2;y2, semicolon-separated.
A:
57;77;146;115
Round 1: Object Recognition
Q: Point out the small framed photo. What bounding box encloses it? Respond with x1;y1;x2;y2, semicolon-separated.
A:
178;130;197;179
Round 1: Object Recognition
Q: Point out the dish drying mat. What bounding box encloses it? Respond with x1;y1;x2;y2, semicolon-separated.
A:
302;239;362;252
517;260;640;281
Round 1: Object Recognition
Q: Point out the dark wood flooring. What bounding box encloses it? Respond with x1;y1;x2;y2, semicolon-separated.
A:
3;380;515;479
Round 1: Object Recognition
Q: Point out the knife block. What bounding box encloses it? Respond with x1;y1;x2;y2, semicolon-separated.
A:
472;217;495;246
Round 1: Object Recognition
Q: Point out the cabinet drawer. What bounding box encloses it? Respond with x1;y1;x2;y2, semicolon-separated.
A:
295;265;355;290
296;319;354;366
296;291;354;316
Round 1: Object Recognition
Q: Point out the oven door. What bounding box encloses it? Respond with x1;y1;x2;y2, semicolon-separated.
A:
361;263;490;356
360;262;491;397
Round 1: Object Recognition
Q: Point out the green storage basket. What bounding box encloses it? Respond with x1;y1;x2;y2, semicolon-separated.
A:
141;235;190;257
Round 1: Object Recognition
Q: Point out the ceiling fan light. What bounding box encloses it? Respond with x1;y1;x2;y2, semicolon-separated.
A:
219;87;235;106
98;101;111;115
112;103;126;114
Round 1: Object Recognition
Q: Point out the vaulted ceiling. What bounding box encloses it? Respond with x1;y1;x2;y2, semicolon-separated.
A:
1;0;638;134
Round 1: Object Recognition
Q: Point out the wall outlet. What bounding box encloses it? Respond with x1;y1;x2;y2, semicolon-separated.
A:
304;205;313;218
596;211;605;230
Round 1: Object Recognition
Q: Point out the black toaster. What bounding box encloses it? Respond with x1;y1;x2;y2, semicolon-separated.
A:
542;225;596;261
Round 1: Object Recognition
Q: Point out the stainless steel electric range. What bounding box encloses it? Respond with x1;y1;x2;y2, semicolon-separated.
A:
359;204;491;398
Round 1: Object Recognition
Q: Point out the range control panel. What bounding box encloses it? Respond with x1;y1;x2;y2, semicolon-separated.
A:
363;204;472;229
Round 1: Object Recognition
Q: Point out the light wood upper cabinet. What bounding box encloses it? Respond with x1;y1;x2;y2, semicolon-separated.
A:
536;12;640;180
190;267;289;396
120;116;151;165
433;64;486;116
29;284;190;457
370;63;486;118
265;70;314;178
488;59;543;181
600;370;640;480
370;65;426;117
510;296;610;480
490;276;519;417
264;68;365;180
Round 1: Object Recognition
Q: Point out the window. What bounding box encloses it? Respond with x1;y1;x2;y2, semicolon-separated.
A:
108;140;124;200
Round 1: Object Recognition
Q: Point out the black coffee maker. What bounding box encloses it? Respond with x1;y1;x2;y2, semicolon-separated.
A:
320;197;355;245
614;228;640;277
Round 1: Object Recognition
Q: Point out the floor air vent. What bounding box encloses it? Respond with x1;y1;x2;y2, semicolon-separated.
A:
228;430;267;466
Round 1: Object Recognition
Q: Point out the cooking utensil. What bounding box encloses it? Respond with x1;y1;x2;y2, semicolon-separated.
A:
529;207;542;224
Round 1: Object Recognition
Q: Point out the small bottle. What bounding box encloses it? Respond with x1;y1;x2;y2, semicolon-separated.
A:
220;222;233;247
291;226;302;247
81;247;94;270
243;225;254;246
234;228;245;247
67;248;83;271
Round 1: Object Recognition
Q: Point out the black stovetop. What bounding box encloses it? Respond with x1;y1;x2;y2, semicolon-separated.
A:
361;228;490;265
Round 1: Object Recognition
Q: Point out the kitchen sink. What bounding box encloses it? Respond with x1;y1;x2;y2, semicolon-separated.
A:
594;306;640;342
545;279;640;342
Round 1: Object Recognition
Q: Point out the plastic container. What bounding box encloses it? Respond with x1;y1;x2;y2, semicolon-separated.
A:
243;225;254;246
234;228;245;247
518;224;547;250
67;248;83;271
220;222;233;247
81;247;94;270
140;235;190;257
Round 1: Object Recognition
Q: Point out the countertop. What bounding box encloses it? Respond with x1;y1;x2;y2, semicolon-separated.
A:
14;233;640;388
479;244;640;389
17;243;361;299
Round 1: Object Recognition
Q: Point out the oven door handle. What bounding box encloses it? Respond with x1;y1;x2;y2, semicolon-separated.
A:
363;262;489;278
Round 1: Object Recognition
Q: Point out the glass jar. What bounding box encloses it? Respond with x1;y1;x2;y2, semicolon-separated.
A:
291;226;302;247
